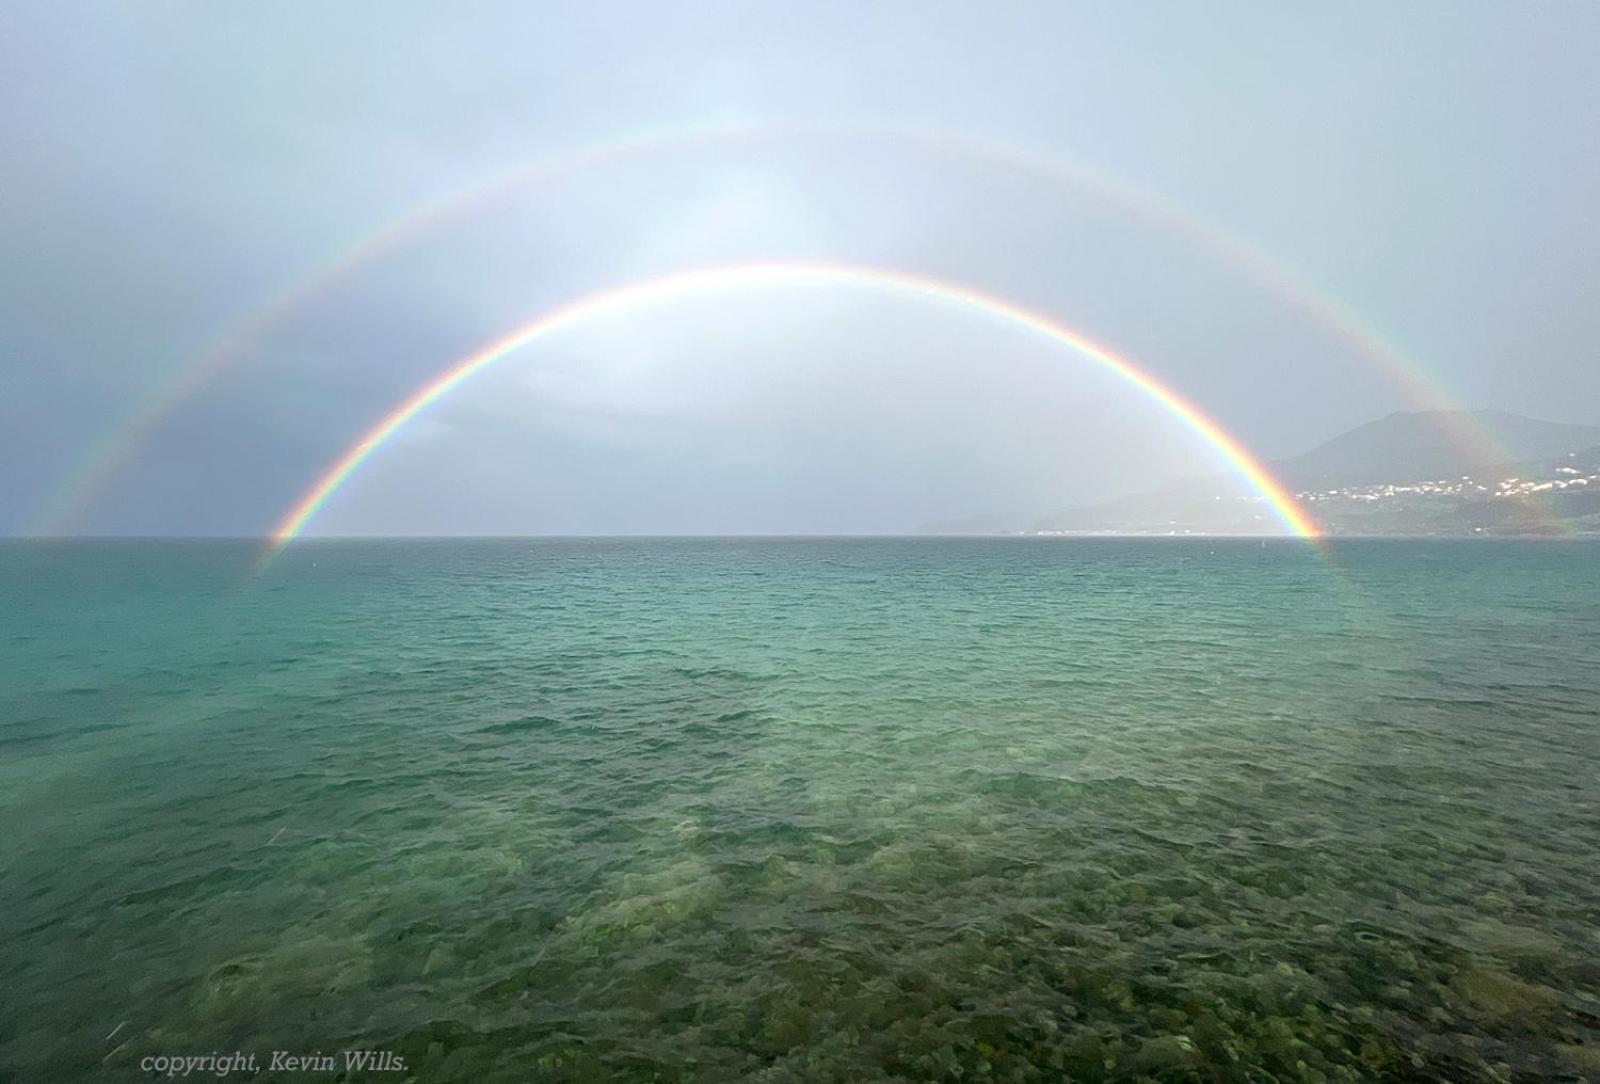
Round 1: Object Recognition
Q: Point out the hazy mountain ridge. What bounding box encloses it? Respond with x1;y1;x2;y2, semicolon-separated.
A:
936;411;1600;537
1270;410;1600;491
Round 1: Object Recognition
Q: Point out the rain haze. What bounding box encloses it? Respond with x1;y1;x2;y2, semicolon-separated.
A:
3;2;1597;536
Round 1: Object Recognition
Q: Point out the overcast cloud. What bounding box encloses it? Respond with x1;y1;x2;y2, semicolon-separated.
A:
2;1;1596;535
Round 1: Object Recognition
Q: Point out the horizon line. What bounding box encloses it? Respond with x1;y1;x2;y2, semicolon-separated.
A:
6;532;1589;542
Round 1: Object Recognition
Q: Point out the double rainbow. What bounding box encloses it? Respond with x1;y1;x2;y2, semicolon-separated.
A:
31;121;1509;537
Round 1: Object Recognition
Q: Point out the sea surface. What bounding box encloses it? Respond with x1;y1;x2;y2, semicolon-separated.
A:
2;538;1597;1082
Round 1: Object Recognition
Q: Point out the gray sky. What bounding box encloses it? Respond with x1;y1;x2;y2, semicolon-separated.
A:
3;1;1596;535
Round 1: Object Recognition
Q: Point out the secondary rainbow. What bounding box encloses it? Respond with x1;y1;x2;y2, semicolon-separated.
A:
266;261;1320;553
34;121;1518;536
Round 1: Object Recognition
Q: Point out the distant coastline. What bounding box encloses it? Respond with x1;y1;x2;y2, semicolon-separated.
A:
928;410;1600;538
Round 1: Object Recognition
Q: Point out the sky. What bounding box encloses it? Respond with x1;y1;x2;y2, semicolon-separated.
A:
2;1;1596;536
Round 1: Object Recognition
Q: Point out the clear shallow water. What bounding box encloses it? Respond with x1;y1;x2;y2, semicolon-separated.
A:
2;538;1597;1082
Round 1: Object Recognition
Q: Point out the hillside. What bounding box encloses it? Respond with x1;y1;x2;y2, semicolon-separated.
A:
1020;411;1600;537
1271;410;1600;490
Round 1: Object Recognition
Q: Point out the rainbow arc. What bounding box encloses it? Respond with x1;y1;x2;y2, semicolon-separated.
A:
27;122;1520;536
264;261;1320;561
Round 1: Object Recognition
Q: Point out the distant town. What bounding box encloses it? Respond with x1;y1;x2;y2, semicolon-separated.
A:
996;412;1600;538
1299;454;1595;507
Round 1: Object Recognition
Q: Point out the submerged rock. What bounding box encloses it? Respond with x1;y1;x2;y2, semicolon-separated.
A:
1446;967;1557;1026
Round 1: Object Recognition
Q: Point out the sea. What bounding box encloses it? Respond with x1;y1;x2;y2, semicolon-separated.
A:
2;538;1596;1082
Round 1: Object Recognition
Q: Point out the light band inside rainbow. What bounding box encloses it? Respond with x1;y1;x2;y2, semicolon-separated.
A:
266;262;1320;552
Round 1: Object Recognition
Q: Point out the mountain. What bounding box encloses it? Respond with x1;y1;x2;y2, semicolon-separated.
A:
1270;410;1600;490
1020;411;1600;537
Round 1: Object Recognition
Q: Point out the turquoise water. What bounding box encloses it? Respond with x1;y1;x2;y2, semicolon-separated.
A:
2;539;1597;1082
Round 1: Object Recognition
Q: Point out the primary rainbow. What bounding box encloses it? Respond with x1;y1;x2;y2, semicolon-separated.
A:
265;262;1320;553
